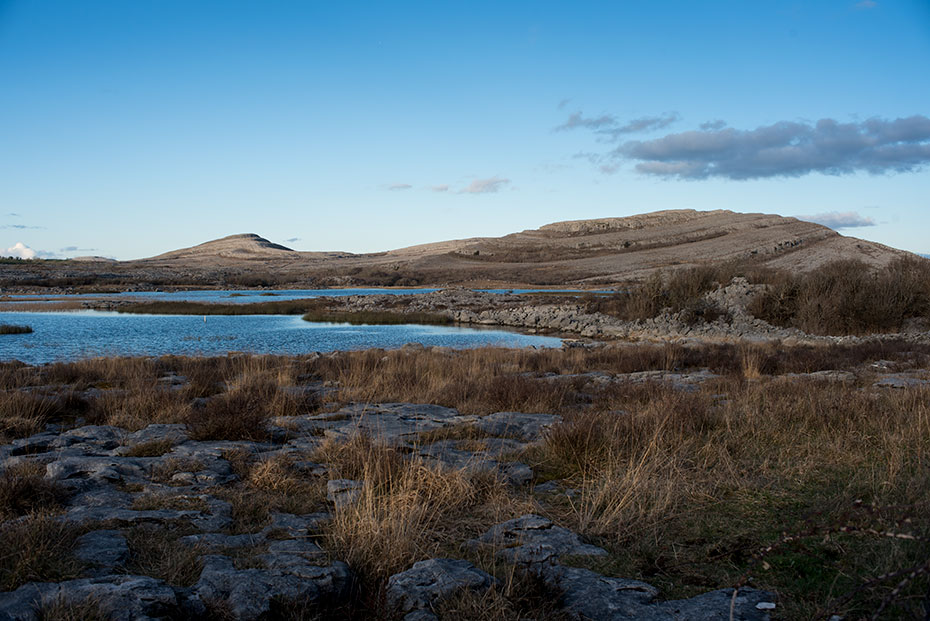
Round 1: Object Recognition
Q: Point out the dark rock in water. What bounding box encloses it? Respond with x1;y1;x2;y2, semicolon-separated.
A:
386;558;499;616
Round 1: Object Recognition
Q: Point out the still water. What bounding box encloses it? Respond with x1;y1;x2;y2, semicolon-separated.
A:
0;311;562;365
3;287;610;305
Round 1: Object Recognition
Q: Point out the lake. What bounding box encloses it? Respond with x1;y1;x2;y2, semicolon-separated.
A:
0;311;562;365
2;287;612;305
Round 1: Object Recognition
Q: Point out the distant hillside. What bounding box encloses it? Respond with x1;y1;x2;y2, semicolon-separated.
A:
2;210;916;289
144;234;296;262
382;209;909;284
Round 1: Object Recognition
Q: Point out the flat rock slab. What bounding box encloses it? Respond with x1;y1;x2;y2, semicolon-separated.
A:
316;403;475;446
74;530;129;569
468;514;607;564
0;575;179;621
386;558;499;615
193;554;351;621
474;412;562;441
875;374;930;389
416;441;533;486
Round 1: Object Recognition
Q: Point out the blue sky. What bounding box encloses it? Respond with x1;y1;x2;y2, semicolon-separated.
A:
1;0;928;260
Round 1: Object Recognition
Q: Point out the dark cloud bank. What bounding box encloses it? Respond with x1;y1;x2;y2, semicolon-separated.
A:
563;114;930;180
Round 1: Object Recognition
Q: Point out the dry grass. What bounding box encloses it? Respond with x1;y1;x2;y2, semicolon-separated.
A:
583;263;770;321
302;310;451;325
88;382;191;430
0;514;84;591
35;597;105;621
0;462;68;520
210;453;325;533
1;346;929;617
116;298;330;315
529;379;930;618
318;435;535;607
150;457;205;484
0;392;65;442
123;438;175;457
749;256;930;335
124;525;204;587
434;568;572;620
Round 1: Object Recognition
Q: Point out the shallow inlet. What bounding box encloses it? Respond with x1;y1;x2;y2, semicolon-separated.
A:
0;311;562;365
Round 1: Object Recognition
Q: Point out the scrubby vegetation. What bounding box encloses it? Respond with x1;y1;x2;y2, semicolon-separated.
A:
0;345;928;617
749;256;930;335
583;256;930;335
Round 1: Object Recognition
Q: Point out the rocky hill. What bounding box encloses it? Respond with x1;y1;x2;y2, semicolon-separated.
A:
0;210;915;289
144;234;297;262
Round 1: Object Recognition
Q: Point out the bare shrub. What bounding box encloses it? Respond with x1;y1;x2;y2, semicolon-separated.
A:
749;257;930;335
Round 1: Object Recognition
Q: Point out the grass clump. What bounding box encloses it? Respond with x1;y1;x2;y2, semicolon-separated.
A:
151;457;205;484
583;264;761;321
317;435;533;609
0;514;84;591
88;383;191;430
35;597;105;621
0;462;68;520
0;324;32;335
0;392;62;442
124;525;204;587
212;454;325;533
123;438;175;457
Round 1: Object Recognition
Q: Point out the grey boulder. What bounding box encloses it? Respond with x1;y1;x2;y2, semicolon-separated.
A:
386;558;498;615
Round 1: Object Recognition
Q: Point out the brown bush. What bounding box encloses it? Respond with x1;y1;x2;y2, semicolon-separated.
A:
749;256;930;335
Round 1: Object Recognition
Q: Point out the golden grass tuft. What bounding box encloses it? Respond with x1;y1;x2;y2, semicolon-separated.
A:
0;392;61;442
319;436;535;597
0;462;68;520
87;382;191;431
0;514;84;591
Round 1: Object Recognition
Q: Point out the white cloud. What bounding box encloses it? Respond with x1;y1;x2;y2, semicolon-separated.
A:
797;211;876;230
4;242;37;259
459;176;511;194
430;184;450;192
386;183;413;191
